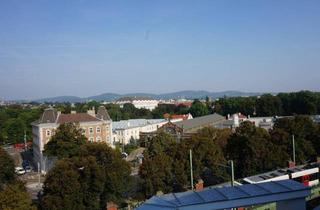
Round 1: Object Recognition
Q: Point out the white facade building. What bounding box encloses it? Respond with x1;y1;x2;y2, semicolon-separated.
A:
112;119;167;145
115;96;159;110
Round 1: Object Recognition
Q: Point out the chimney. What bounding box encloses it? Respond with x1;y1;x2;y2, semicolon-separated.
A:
195;179;204;191
288;160;295;168
71;110;76;114
87;107;96;117
106;202;118;210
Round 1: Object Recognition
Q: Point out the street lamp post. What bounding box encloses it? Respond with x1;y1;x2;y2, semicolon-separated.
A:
189;149;194;191
292;135;296;164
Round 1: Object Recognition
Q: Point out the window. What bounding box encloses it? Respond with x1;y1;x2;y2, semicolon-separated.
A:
46;130;51;137
96;127;101;133
89;127;93;134
96;136;101;142
81;128;86;135
89;137;94;142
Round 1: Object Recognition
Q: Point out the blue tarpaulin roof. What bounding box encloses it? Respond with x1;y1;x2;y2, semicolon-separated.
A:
136;180;310;210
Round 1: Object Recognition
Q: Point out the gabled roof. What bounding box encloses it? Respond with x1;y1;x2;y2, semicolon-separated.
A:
96;106;111;121
137;180;310;210
57;113;101;124
174;113;226;131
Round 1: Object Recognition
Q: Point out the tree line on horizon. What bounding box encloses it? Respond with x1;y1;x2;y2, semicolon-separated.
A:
0;90;319;145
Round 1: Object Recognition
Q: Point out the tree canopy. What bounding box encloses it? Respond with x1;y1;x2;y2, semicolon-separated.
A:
139;130;228;198
44;123;87;159
0;147;35;210
41;124;132;209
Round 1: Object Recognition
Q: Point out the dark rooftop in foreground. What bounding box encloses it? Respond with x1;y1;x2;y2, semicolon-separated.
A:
136;180;310;210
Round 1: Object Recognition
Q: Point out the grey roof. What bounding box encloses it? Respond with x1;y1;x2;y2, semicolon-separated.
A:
136;180;310;210
244;164;310;183
112;119;166;130
38;108;58;124
174;113;226;131
96;106;111;121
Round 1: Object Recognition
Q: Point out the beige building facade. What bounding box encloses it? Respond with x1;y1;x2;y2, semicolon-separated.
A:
32;106;112;173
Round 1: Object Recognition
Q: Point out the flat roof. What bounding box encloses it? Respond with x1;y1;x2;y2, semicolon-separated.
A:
112;119;166;130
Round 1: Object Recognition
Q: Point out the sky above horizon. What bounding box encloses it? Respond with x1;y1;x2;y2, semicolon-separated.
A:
0;0;320;100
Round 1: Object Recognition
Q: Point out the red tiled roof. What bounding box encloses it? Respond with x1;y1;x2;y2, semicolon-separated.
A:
57;113;100;124
170;114;189;120
174;101;193;107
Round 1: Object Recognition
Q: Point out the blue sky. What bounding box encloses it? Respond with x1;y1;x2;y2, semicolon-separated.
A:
0;0;319;100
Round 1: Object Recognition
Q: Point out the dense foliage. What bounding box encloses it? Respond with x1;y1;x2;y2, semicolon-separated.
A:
44;123;87;159
139;115;320;197
41;125;132;209
0;147;35;210
214;91;320;116
139;130;230;198
1;91;319;145
0;105;43;144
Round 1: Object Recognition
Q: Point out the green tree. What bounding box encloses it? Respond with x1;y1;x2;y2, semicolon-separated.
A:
0;180;36;210
44;123;87;159
0;147;15;186
3;118;26;144
139;130;227;198
189;100;209;117
79;143;132;206
256;94;282;116
226;121;286;178
0;148;34;210
273;116;317;163
41;157;105;210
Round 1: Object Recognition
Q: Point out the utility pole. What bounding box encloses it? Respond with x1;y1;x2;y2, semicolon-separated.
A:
230;160;234;187
37;162;41;187
189;149;194;191
292;135;296;164
24;130;27;151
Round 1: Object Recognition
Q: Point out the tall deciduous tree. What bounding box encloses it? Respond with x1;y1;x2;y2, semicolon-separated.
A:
139;130;227;198
44;123;87;159
40;157;105;210
0;147;15;186
0;181;36;210
0;148;35;210
189;100;209;117
79;143;132;206
226;121;288;178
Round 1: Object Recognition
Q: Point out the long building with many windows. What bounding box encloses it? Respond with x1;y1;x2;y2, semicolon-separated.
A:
31;106;112;173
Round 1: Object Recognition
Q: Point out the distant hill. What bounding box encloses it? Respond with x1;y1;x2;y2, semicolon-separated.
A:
33;90;262;103
35;96;84;103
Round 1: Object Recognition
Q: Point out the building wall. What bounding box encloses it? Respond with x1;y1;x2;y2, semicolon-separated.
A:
116;100;159;110
32;120;112;173
113;121;167;145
